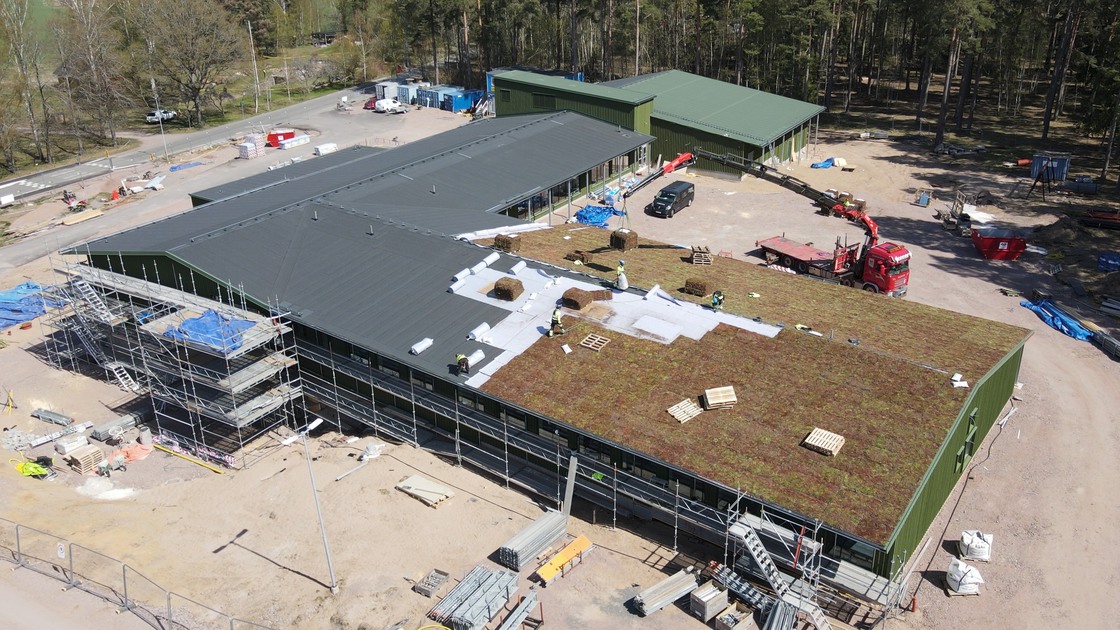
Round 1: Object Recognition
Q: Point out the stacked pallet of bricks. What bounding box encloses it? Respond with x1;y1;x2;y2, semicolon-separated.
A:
634;567;700;616
428;565;518;630
497;510;567;570
238;134;266;160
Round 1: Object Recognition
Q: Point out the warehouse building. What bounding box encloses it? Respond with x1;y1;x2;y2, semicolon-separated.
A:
45;107;1027;623
492;69;823;176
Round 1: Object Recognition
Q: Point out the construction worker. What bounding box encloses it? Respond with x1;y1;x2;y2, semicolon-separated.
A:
548;306;566;337
456;353;470;376
711;290;725;311
616;260;628;290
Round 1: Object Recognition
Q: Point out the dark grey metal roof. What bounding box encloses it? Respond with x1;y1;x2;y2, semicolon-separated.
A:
189;146;387;203
171;202;523;376
79;111;651;254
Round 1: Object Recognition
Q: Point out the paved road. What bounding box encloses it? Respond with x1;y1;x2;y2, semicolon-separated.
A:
0;86;467;276
0;86;375;201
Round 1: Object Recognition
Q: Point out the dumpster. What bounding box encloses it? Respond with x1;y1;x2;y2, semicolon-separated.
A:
266;129;296;147
442;89;484;112
971;228;1026;261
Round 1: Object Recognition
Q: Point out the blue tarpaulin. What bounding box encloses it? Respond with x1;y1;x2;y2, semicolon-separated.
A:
0;282;47;331
164;310;255;353
574;204;625;228
811;158;836;169
1020;299;1093;341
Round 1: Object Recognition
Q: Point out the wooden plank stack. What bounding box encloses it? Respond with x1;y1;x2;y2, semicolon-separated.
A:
702;386;737;410
802;427;846;456
691;246;713;265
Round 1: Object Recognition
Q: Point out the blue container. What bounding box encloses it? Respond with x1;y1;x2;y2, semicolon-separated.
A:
417;85;458;108
442;89;485;112
1099;251;1120;273
1031;154;1071;181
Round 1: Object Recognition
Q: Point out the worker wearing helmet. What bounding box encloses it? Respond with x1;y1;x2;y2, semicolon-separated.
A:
456;353;470;376
548;306;566;337
615;260;628;290
711;291;725;311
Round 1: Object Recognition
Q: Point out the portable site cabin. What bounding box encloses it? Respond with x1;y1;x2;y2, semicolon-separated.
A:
418;85;461;109
443;89;485;113
375;81;400;100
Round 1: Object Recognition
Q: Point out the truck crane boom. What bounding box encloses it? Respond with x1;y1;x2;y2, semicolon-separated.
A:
622;152;696;199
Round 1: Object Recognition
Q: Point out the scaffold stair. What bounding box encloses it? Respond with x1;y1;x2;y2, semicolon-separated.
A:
106;362;141;392
731;518;832;630
72;279;115;323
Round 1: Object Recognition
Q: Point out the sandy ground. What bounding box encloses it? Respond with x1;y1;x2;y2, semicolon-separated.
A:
2;125;1119;629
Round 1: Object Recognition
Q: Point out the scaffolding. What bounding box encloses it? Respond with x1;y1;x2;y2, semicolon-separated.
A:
42;259;301;469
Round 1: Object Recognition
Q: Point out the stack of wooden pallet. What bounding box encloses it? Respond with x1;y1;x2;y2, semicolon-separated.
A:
691;246;713;265
667;399;704;424
702;386;737;410
67;444;104;474
802;427;846;456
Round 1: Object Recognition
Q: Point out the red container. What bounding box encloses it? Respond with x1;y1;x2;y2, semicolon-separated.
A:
1016;158;1031;167
971;228;1026;260
266;129;296;147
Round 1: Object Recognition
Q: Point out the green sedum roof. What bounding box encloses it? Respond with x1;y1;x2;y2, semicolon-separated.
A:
493;70;654;106
603;70;824;146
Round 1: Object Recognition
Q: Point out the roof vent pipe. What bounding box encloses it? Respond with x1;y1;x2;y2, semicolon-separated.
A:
467;322;490;341
431;185;437;195
368;224;374;236
312;210;319;221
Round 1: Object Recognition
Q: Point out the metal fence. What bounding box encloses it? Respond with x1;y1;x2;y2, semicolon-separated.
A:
0;517;272;630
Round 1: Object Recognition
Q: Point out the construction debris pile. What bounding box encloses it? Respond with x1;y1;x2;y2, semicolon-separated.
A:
496;509;567;570
633;567;700;616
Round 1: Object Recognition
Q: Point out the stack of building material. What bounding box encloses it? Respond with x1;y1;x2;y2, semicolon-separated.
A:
761;600;797;630
279;134;311;150
702;386;737;410
32;409;72;426
238;133;266;159
497;510;567;570
67;444;104;475
428;565;518;630
533;535;593;586
413;568;450;597
494;587;539;630
690;581;729;622
633;567;700;616
91;413;141;442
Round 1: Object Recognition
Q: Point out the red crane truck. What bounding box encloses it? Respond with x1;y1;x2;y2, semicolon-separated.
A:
693;148;912;297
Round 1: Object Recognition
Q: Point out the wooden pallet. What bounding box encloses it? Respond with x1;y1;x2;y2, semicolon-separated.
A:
68;444;104;475
702;386;737;410
579;334;611;352
691;246;713;265
802;427;845;456
667;399;704;424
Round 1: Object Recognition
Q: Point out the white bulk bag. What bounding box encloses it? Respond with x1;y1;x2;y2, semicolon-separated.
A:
946;558;984;595
958;530;994;562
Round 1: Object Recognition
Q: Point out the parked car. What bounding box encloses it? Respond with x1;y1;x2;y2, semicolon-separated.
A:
374;98;408;114
646;181;695;218
145;109;177;123
363;97;377;110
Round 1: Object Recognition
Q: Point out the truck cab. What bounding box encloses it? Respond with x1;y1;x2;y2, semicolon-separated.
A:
861;243;910;297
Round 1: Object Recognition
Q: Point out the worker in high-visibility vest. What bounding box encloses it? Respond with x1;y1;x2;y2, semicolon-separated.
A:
548;307;566;337
615;260;628;290
456;353;470;375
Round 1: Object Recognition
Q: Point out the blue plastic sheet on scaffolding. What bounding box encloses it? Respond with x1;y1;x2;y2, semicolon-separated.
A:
0;282;48;331
1020;299;1093;341
574;204;624;228
810;157;835;169
163;309;255;353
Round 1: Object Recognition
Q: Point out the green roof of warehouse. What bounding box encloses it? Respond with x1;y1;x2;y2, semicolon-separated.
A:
603;70;825;146
493;70;654;106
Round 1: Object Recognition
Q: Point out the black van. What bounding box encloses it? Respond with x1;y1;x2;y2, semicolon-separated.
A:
647;181;695;218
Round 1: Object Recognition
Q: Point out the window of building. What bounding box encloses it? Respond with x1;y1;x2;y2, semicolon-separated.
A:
499;407;527;430
410;371;434;391
377;357;401;379
457;391;478;410
499;89;511;102
531;93;556;109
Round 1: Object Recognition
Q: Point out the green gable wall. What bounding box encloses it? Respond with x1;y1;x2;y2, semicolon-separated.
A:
874;338;1028;576
493;76;650;135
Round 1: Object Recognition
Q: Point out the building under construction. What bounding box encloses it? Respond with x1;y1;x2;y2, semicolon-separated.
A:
40;109;1029;627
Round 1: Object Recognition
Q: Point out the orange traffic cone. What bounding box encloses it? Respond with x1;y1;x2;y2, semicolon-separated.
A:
111;189;119;201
